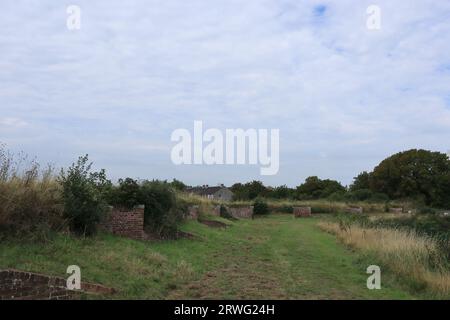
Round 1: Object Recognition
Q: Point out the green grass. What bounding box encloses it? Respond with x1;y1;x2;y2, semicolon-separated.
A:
0;214;419;299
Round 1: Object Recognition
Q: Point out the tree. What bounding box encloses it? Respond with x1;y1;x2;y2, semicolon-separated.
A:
230;183;248;200
170;179;187;191
110;177;141;209
230;180;268;200
350;171;371;191
246;180;268;199
370;149;450;207
296;176;346;199
296;176;323;199
271;185;294;199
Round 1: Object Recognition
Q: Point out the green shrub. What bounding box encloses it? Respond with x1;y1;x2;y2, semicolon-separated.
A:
59;155;109;236
219;205;235;220
109;177;141;209
253;198;269;215
140;180;184;237
348;189;373;201
327;191;347;202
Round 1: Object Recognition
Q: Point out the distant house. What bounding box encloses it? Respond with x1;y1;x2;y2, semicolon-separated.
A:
187;185;234;201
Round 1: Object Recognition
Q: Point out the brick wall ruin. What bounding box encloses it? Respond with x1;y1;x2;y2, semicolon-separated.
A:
345;206;363;214
213;205;221;216
293;207;312;217
0;269;115;300
186;205;199;219
99;206;145;240
228;206;254;219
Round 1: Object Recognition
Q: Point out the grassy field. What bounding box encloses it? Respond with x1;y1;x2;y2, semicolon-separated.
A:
0;214;421;299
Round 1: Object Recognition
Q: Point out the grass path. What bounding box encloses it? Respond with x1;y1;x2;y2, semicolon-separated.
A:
169;215;415;299
0;214;416;299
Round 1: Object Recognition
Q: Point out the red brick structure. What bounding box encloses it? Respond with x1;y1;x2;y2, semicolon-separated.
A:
0;269;115;300
213;205;221;216
99;206;145;240
389;207;403;213
293;207;312;217
345;206;363;214
187;205;199;219
228;206;254;219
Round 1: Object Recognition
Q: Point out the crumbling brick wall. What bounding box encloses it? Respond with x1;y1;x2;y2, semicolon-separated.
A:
0;269;77;300
187;205;199;219
293;207;312;217
345;206;363;214
228;206;254;219
0;269;115;300
99;206;144;240
213;205;221;216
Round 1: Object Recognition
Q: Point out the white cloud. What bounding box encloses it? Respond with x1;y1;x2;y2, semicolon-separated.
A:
1;0;450;185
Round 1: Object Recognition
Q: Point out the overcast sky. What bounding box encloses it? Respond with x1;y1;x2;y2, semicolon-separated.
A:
1;0;450;187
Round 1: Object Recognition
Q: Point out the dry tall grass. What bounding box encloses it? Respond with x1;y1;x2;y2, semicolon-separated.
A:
318;221;450;297
0;146;64;239
176;192;219;206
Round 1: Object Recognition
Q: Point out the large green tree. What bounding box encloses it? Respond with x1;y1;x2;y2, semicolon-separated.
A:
370;149;450;207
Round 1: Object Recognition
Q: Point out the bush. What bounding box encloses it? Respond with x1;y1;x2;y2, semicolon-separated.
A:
59;155;109;236
219;204;235;220
109;177;141;209
327;191;347;202
253;198;269;215
0;148;64;240
347;189;373;201
140;180;184;237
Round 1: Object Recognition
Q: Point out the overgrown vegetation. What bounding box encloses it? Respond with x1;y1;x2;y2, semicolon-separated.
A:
59;155;110;236
0;145;186;240
355;149;450;208
108;177;141;209
140;180;185;238
0;146;64;240
320;213;450;297
218;204;235;220
253;198;269;215
369;214;450;260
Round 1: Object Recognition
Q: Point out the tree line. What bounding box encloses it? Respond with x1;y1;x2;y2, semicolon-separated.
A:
178;149;450;208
